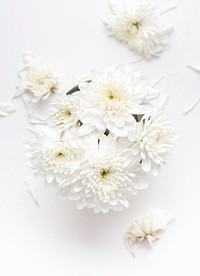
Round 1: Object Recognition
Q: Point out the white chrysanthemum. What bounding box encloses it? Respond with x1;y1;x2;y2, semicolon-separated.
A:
58;136;148;213
128;110;175;175
17;52;59;102
0;102;16;116
103;2;173;59
78;65;159;138
25;127;84;187
125;210;175;256
49;94;82;134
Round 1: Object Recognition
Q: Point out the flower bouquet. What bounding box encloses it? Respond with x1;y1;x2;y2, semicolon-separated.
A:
25;64;175;213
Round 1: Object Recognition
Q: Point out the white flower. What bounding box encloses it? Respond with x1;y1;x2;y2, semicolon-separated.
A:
49;94;82;134
128;110;175;176
17;52;59;102
103;2;173;59
25;127;84;187
125;209;175;256
78;65;159;138
58;136;148;213
0;102;16;116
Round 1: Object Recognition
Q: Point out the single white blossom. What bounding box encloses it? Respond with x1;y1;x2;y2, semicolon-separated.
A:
49;94;82;134
25;127;84;187
58;136;148;213
125;209;175;256
103;2;173;59
128;110;175;176
78;65;159;138
15;52;59;124
17;52;59;102
0;101;16;116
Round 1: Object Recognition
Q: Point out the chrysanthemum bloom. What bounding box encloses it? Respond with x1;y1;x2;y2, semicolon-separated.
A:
77;65;159;138
125;210;175;256
17;52;59;102
103;2;172;59
25;127;84;187
49;94;82;134
58;136;148;213
128;110;175;175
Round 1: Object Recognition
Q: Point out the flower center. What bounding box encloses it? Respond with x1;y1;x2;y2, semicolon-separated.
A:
104;85;124;102
28;68;58;94
64;109;72;117
56;152;65;157
107;90;115;100
100;168;111;179
156;134;164;144
106;88;122;101
55;151;66;161
50;85;57;94
102;85;126;112
131;21;141;30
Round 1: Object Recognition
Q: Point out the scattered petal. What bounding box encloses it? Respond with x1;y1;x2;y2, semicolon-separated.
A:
160;4;177;15
183;65;200;114
25;176;39;207
0;102;16;117
187;64;200;72
183;98;200;115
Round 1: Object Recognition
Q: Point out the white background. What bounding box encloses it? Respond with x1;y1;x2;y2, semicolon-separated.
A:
0;0;200;275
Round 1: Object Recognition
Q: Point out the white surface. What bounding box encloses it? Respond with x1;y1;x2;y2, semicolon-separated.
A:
0;0;200;275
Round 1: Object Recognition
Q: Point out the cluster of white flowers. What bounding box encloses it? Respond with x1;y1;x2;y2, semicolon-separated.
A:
25;64;176;213
125;210;175;256
103;2;174;59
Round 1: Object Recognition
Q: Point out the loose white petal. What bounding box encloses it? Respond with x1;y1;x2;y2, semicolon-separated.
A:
0;102;16;117
183;98;200;115
125;210;175;256
183;65;200;114
160;4;177;15
25;176;39;207
187;64;200;72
